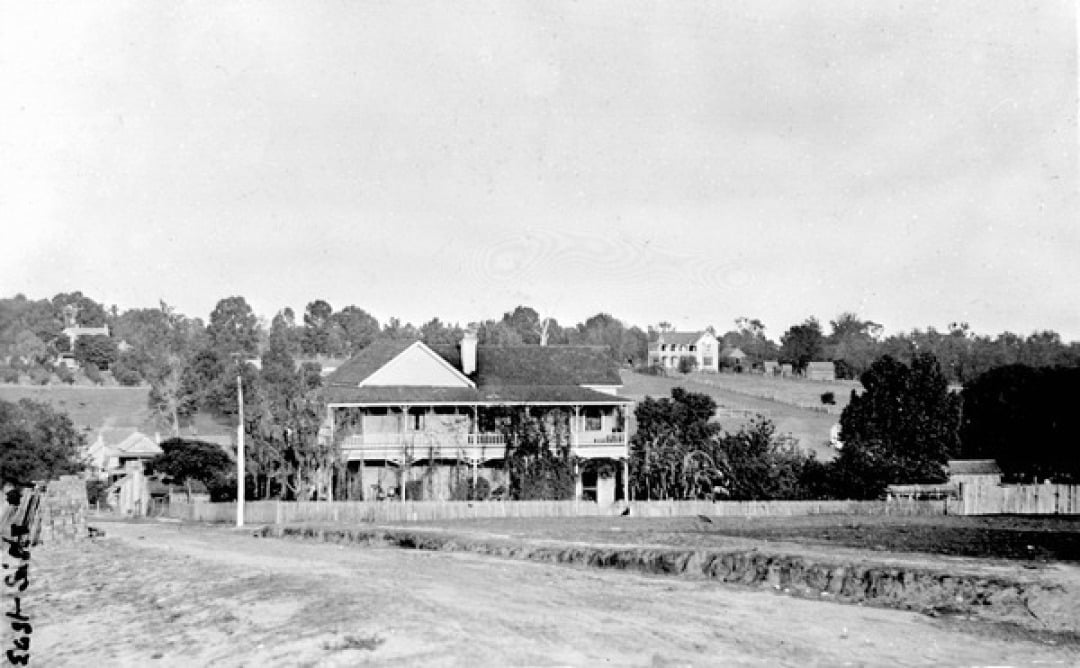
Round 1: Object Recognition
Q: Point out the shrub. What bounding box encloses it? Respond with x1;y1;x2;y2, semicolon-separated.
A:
677;356;698;374
111;355;144;386
83;362;103;385
820;391;836;405
638;363;666;377
28;366;51;385
55;365;75;385
0;366;19;383
86;479;111;507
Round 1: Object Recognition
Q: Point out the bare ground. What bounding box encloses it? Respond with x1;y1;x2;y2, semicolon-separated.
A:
27;520;1080;667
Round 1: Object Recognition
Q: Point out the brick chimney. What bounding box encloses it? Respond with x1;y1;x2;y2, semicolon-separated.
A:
461;325;478;376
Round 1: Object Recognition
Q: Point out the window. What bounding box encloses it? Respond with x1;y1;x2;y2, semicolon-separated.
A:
583;408;602;431
689;345;696;352
703;357;713;367
409;410;425;431
660;344;667;351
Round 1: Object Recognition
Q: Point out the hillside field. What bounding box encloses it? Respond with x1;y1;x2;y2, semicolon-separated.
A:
0;385;155;434
619;371;841;460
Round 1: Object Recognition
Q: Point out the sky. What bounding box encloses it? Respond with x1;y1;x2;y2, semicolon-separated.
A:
2;0;1077;340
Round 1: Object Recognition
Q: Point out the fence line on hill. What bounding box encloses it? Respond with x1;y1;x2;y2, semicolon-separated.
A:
164;498;945;525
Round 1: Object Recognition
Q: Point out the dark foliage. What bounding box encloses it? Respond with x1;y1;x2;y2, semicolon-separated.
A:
831;354;960;498
153;438;234;500
488;407;576;500
0;398;85;486
960;365;1080;483
74;334;118;371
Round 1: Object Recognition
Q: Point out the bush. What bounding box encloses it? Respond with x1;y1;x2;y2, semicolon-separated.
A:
28;366;51;385
638;363;667;377
86;479;111;507
111;354;144;386
0;366;19;383
83;362;103;385
820;391;836;405
55;365;75;385
677;356;698;374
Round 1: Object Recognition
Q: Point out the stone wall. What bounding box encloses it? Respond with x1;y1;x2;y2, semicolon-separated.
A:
38;475;89;544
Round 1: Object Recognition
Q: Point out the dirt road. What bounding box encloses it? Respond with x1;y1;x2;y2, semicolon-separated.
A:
28;520;1077;667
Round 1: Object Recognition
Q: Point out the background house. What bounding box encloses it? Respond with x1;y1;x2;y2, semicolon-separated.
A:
647;330;719;372
804;361;837;381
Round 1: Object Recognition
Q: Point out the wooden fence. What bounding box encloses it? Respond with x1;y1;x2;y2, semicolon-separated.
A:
164;498;945;525
953;483;1080;515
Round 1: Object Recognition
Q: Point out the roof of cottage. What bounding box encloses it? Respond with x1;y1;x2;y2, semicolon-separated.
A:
323;340;416;386
948;459;1003;476
324;341;628;405
657;331;708;346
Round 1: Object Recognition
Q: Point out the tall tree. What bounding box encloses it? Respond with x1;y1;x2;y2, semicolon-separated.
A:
51;291;108;327
332;306;380;356
826;312;882;380
833;354;960;498
206;296;260;358
960;365;1080;483
779;318;825;373
419;317;461;345
301;299;335;356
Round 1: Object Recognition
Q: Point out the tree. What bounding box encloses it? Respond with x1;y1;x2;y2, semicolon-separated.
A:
206;296;260;358
74;334;118;371
630;388;722;500
301;300;335;356
779;318;825;374
419;317;461;346
960;365;1080;483
0;398;85;486
153;438;234;501
332;306;380;355
485;407;575;500
51;291;107;327
826;312;882;380
832;354;960;498
722;317;779;366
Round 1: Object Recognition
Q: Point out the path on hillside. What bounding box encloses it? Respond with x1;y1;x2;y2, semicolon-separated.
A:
620;371;839;460
30;520;1077;666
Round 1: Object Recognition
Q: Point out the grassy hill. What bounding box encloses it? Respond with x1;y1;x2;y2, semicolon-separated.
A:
0;385;155;435
619;371;842;461
0;385;235;442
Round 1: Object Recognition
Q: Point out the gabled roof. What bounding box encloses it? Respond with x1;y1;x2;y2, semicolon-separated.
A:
719;346;746;359
430;345;622;386
658;331;709;346
115;432;161;456
948;459;1002;476
324;341;628;406
325;340;416;386
324;384;632;405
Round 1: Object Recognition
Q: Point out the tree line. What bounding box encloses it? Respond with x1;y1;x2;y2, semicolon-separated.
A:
631;352;1080;501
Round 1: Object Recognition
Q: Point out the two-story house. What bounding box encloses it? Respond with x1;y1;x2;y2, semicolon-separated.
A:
646;330;719;372
323;329;634;504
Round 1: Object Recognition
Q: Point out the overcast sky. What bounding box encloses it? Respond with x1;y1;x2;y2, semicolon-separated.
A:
2;0;1077;339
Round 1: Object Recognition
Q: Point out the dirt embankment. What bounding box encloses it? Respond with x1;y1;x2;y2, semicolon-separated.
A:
258;523;1080;638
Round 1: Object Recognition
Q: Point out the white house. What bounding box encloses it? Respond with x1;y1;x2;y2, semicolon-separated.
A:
646;330;719;372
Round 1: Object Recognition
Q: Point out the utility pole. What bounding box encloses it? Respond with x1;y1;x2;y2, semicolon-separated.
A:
236;374;245;527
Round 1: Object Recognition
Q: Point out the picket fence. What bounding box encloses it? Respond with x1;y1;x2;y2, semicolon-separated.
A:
953;483;1080;516
164;498;944;525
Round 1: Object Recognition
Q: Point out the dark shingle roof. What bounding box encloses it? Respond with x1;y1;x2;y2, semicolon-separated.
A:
324;341;627;405
324;340;415;386
948;459;1002;476
430;345;621;386
658;331;706;346
324;384;631;405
